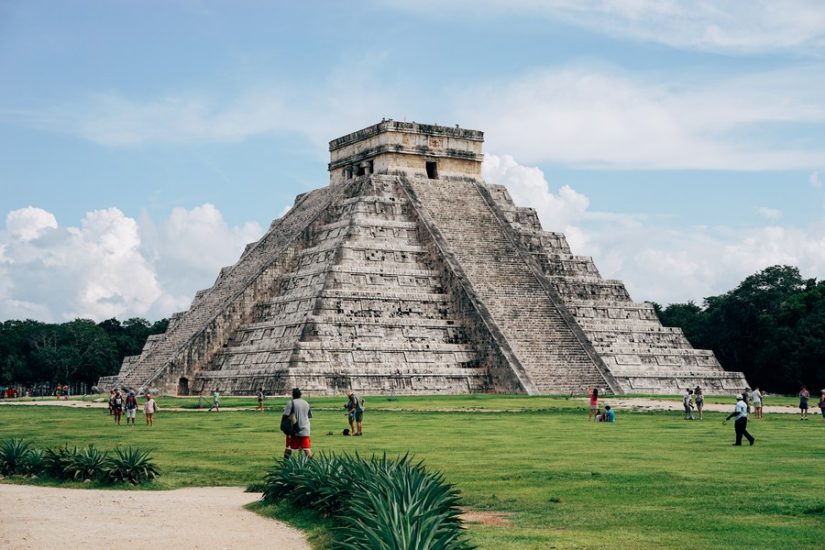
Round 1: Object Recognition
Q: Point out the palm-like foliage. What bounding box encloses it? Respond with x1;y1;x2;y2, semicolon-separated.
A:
0;438;32;475
43;445;75;478
261;453;472;549
21;448;45;475
106;446;159;484
64;445;108;481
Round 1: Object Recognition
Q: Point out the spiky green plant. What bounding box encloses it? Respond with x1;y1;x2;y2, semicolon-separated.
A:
64;445;108;481
261;453;472;549
21;447;45;476
43;445;75;479
105;446;160;485
0;438;32;475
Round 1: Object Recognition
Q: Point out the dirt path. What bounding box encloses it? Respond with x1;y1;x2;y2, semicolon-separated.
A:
0;485;309;550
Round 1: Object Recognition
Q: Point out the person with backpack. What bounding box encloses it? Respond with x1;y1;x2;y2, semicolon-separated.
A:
124;390;138;426
283;388;312;458
347;390;365;436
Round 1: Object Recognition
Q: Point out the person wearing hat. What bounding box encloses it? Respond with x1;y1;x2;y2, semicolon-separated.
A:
723;394;755;446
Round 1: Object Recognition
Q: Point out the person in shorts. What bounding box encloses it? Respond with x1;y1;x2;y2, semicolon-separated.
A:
124;390;138;426
751;386;763;419
587;387;599;421
347;390;365;436
144;393;157;426
818;390;825;422
284;388;312;458
683;388;695;420
694;386;705;420
257;387;265;412
799;386;810;420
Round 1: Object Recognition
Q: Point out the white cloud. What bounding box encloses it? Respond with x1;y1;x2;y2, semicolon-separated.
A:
6;207;58;242
483;155;825;304
811;170;822;188
757;207;782;220
387;0;825;54
0;204;263;322
458;66;825;170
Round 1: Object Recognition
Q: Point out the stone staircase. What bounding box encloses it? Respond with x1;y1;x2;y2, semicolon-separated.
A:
484;184;747;394
405;177;612;394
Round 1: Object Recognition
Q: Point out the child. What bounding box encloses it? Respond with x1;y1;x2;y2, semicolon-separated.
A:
595;408;604;422
605;405;616;423
144;393;157;426
588;387;599;421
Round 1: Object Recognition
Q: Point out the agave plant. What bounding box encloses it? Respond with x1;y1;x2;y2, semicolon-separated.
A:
106;446;159;485
43;445;75;479
21;447;45;476
0;438;32;475
65;445;109;482
261;452;472;549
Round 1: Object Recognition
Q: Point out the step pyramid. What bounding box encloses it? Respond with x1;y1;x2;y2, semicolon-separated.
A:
110;120;748;396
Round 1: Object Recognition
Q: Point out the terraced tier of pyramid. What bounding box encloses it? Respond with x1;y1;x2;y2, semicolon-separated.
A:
107;120;747;396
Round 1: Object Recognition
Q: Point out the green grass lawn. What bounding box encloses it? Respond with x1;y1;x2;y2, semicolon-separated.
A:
1;396;823;549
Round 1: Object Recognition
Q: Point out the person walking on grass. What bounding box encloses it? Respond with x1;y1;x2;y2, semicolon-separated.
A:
799;386;810;420
112;389;123;425
144;393;157;426
694;386;705;420
683;388;695;420
283;388;312;459
124;390;138;426
257;387;265;412
724;394;755;446
752;386;764;419
346;390;365;436
208;388;220;412
818;390;825;423
587;387;599;421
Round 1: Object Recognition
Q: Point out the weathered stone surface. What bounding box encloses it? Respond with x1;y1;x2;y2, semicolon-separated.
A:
106;120;747;395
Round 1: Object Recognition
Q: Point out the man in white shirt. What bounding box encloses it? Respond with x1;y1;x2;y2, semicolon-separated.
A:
724;394;755;446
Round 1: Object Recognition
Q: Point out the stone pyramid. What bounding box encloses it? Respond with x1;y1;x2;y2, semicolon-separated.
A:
107;121;747;396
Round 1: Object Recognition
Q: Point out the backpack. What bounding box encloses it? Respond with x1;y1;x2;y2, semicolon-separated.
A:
280;400;301;436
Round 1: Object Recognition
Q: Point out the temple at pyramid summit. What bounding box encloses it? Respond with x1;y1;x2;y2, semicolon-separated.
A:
104;120;748;396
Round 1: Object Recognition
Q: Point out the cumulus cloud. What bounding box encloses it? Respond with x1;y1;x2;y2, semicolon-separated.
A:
458;66;825;170
482;155;825;305
387;0;825;54
757;207;782;220
0;204;263;322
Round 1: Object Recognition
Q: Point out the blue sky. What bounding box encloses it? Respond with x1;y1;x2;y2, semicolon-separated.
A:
1;1;824;321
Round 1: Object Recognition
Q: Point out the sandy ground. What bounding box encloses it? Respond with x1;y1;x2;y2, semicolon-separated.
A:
0;485;309;550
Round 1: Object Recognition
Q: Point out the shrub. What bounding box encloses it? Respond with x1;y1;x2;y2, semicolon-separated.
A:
21;448;45;476
43;445;75;479
105;446;159;485
261;453;472;549
64;445;109;482
0;438;33;475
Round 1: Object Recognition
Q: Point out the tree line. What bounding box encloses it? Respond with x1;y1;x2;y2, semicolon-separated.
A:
0;317;168;388
654;265;825;394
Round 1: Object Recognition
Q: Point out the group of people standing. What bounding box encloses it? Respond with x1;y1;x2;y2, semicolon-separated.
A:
108;389;157;426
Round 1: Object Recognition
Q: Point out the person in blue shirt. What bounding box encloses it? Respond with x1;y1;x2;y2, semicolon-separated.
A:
604;405;615;422
723;394;755;446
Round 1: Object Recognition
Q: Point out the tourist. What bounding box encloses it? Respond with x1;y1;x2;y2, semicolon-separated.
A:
108;389;115;415
208;388;220;412
144;393;157;426
257;387;265;412
112;389;123;425
694;386;705;420
283;388;312;458
604;405;616;422
587;387;599;421
799;386;810;420
752;386;763;419
595;408;604;422
723;394;755;446
743;387;752;413
344;395;355;435
63;384;70;400
818;390;825;423
683;388;695;420
124;390;138;426
347;390;365;436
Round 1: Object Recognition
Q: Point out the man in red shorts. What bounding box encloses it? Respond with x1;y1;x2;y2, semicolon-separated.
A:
284;388;313;458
